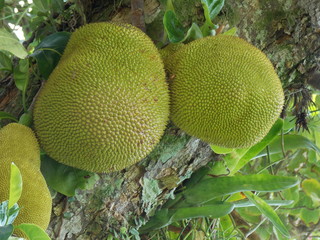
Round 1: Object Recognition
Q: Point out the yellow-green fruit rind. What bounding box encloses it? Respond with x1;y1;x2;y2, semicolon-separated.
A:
0;123;52;231
33;22;170;173
159;43;184;74
169;35;284;148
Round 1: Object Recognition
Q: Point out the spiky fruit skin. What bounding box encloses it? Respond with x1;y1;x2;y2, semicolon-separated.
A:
168;35;284;148
33;22;169;173
0;123;52;232
159;43;184;73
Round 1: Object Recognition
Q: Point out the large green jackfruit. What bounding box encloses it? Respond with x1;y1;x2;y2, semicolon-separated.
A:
167;35;284;148
0;123;52;232
33;22;170;173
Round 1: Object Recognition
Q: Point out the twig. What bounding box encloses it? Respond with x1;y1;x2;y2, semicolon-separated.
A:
131;0;146;32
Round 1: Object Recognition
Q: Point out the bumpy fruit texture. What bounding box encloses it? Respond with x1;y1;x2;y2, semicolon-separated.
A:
168;35;284;148
159;43;184;74
0;123;52;231
33;22;170;173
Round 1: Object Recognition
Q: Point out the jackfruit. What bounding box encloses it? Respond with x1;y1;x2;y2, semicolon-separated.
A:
168;35;284;148
33;22;170;173
159;43;184;73
0;123;52;232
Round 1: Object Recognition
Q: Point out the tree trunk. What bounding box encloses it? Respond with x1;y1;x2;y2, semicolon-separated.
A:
1;0;319;239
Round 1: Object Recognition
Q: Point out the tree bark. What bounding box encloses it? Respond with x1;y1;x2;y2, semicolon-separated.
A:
1;0;319;239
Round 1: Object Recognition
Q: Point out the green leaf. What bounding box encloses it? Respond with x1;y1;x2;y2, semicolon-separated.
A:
282;185;299;207
0;52;12;72
41;155;98;197
200;0;224;36
223;27;237;36
0;29;28;59
14;59;29;92
163;165;212;209
302;179;320;203
171;202;234;222
13;59;29;111
210;145;234;154
140;202;234;232
0;201;19;227
8;163;22;209
0;224;13;240
300;208;320;225
33;0;51;13
51;0;64;12
14;223;50;240
201;0;225;20
243;191;290;238
176;174;299;207
139;209;171;233
183;23;203;43
234;200;294;208
31;32;71;79
257;134;320;158
219;215;235;238
18;112;33;127
163;10;185;43
0;112;18;122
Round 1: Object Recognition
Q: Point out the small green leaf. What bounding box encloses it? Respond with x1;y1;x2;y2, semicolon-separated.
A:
201;0;225;20
183;23;203;43
0;201;19;227
41;155;98;196
244;191;290;238
282;185;300;207
302;179;320;203
163;10;185;43
0;29;28;59
210;145;234;154
8;163;22;209
176;174;299;207
13;59;29;112
14;59;29;92
300;208;320;225
14;223;50;240
0;112;18;122
234;200;294;208
31;32;70;79
51;0;64;12
18;112;33;127
0;224;13;240
200;0;224;36
0;52;12;72
223;27;237;36
33;0;51;13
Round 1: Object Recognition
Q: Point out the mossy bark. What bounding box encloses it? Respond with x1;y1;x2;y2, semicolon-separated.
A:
1;0;319;239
